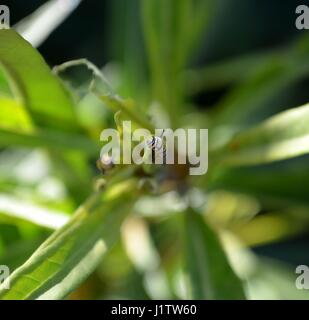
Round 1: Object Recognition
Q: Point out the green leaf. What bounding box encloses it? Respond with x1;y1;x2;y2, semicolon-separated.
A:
216;103;309;166
0;68;11;96
50;150;94;203
0;29;77;131
210;37;309;133
53;58;154;131
0;178;137;300
98;95;154;131
0;193;69;230
141;0;215;122
0;97;33;132
208;155;309;206
186;49;282;94
0;128;99;156
185;208;245;299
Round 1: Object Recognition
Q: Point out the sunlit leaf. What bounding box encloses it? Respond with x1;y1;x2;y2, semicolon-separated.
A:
0;29;77;131
14;0;82;48
216;103;309;166
0;194;69;230
0;97;33;132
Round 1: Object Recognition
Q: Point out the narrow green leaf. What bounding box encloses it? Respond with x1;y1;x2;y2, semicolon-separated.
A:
0;128;99;156
185;0;216;61
185;208;245;299
53;59;154;131
15;0;82;48
185;49;282;94
208;155;309;206
0;179;137;300
0;193;69;230
0;29;77;130
98;95;154;131
216;103;309;166
141;0;216;122
210;36;309;133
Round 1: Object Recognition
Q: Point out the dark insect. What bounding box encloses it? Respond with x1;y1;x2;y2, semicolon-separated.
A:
146;130;166;164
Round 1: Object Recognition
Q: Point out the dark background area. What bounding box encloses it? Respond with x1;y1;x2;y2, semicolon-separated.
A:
2;0;306;66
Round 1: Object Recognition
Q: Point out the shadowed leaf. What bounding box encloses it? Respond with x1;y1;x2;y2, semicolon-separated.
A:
185;208;245;299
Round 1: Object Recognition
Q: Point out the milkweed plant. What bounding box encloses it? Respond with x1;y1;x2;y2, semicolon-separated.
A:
0;0;309;300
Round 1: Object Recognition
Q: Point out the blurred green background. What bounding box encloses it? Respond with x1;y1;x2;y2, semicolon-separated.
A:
0;0;309;300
